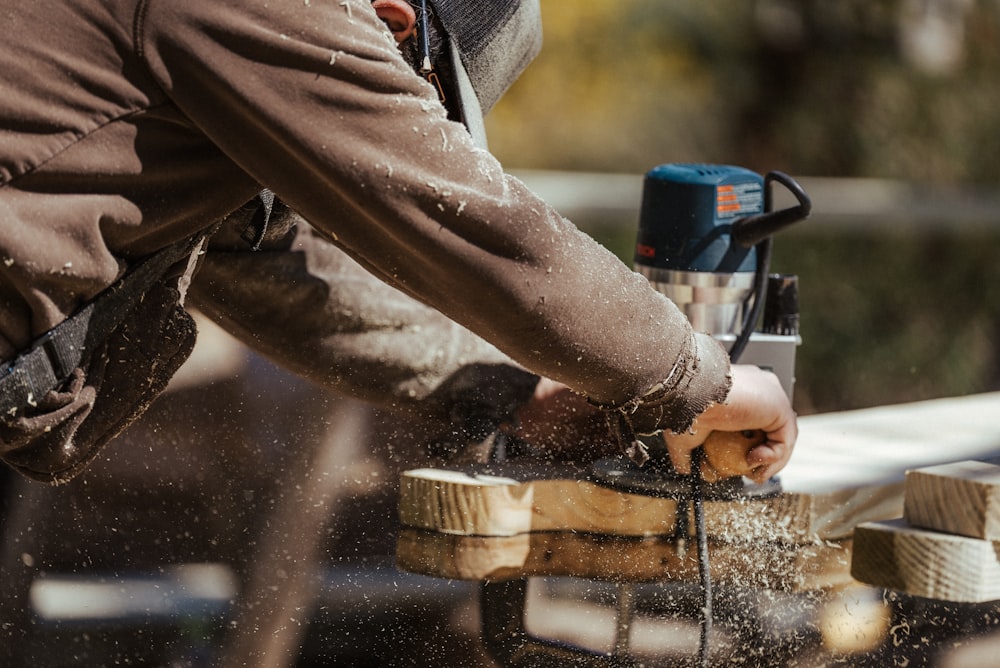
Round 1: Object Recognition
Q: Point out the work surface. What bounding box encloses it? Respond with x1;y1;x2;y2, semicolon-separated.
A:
397;392;1000;591
778;391;1000;494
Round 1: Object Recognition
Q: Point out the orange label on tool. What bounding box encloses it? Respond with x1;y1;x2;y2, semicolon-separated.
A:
636;243;656;258
716;182;763;219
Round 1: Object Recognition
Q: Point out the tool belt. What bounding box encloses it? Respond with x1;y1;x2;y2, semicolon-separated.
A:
0;229;214;484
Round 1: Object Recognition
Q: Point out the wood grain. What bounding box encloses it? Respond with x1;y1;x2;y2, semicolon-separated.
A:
397;528;853;591
399;463;901;543
397;393;1000;589
398;464;679;538
904;460;1000;539
851;518;1000;603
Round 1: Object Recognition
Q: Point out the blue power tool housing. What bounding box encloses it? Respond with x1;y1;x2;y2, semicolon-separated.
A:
633;163;811;399
635;163;764;274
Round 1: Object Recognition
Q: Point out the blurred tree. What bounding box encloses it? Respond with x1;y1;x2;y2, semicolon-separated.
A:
486;1;736;171
488;0;1000;184
486;0;1000;413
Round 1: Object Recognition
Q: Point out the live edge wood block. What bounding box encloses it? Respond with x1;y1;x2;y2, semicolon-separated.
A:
397;393;1000;593
395;463;856;590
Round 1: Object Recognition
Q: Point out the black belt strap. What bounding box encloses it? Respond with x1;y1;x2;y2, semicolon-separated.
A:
239;189;275;251
0;232;209;418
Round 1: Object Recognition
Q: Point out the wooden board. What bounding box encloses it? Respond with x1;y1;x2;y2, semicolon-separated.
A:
851;518;1000;603
398;463;896;543
904;460;1000;539
398;464;679;538
397;528;853;590
776;392;1000;494
397;392;1000;588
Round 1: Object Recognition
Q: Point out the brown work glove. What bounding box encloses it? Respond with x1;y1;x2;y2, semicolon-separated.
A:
0;282;198;485
503;377;617;464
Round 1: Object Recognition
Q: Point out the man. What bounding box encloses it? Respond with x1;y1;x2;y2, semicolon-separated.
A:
0;0;796;484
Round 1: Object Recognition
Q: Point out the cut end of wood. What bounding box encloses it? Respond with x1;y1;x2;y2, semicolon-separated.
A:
903;460;1000;540
851;518;1000;603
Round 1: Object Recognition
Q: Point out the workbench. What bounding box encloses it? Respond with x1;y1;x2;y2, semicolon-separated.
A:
396;391;1000;593
394;392;1000;664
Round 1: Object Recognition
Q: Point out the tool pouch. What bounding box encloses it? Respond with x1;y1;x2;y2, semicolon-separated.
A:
0;282;197;484
0;262;201;485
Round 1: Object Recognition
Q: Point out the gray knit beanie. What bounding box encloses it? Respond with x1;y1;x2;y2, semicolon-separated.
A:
429;0;542;147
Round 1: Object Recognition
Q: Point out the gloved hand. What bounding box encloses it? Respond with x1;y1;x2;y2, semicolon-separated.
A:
0;282;198;484
505;377;619;463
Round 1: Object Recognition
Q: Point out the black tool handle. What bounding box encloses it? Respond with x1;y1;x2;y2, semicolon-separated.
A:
731;171;811;248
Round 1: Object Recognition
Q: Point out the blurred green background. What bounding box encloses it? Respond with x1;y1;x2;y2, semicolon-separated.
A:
485;0;1000;415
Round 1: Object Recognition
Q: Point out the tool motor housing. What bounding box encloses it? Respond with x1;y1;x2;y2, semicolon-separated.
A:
634;163;763;335
634;163;804;399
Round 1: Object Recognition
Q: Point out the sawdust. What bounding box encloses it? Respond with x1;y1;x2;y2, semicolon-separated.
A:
701;495;850;593
669;493;1000;666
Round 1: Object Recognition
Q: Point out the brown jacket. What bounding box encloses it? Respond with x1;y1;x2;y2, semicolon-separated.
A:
0;0;730;481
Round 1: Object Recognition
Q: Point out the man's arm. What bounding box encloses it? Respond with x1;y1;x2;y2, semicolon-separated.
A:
140;0;731;439
189;204;541;448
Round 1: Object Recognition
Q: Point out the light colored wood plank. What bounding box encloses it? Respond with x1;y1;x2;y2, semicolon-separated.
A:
396;528;853;591
904;460;1000;539
398;464;679;537
778;392;1000;494
397;392;1000;585
851;518;1000;603
399;463;901;544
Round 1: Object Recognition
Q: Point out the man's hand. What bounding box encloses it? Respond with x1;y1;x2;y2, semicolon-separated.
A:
512;365;797;479
664;365;798;483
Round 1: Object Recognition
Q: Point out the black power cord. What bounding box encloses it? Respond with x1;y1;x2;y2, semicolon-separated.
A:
691;170;810;666
690;448;713;668
727;170;810;362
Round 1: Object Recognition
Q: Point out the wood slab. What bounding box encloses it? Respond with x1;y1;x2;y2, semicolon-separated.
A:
397;392;1000;588
397;528;853;590
851;518;1000;603
396;464;867;590
777;392;1000;494
904;460;1000;539
398;464;679;538
398;463;898;544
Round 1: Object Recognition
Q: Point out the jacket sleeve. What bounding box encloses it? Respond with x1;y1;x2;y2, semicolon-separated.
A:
139;0;731;435
189;202;541;445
